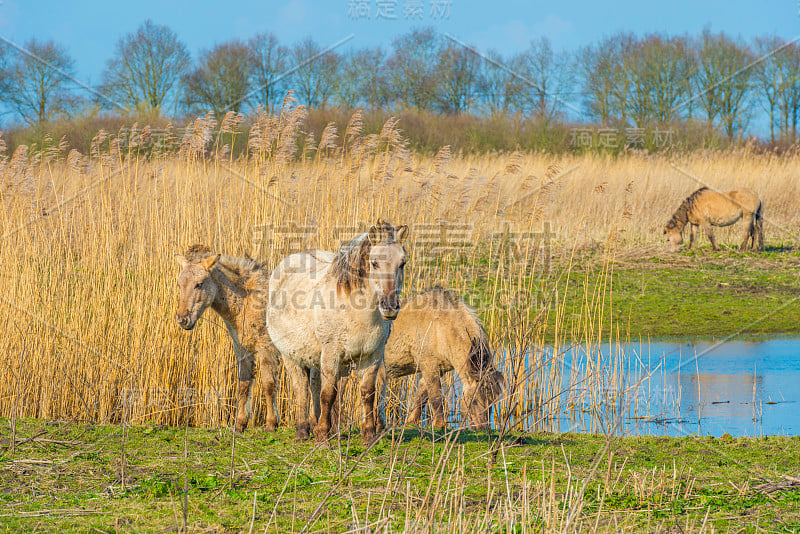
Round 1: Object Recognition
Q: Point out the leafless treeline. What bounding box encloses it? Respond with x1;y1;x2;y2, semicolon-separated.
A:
1;20;799;142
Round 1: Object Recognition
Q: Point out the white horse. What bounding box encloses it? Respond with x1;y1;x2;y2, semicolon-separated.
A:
267;220;408;442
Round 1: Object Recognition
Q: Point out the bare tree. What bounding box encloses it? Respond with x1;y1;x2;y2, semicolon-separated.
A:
183;41;252;116
475;50;525;116
334;48;388;110
289;38;339;109
386;28;440;111
0;42;11;119
776;42;800;141
578;33;635;124
3;39;81;125
99;20;190;115
435;44;480;114
358;48;390;111
693;31;753;139
248;33;289;114
627;34;694;126
516;37;576;124
754;36;787;143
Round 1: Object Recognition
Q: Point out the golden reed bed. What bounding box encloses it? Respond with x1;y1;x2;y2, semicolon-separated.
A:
1;106;799;432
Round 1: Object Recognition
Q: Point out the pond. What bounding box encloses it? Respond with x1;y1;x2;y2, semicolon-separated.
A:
547;337;800;437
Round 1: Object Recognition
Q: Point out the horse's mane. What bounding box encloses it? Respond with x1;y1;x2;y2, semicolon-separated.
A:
331;221;401;295
331;233;372;295
666;187;709;231
184;244;267;288
415;286;463;310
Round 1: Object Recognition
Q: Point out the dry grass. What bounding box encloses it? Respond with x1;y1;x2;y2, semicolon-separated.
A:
0;100;798;435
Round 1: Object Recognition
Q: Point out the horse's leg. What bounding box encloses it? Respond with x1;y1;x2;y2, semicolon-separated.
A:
740;214;755;251
314;346;341;443
257;344;281;431
756;207;764;250
374;361;387;433
309;367;322;424
701;222;718;251
688;224;696;250
423;370;447;429
284;358;311;440
406;375;429;425
235;347;255;433
358;359;381;443
460;380;480;429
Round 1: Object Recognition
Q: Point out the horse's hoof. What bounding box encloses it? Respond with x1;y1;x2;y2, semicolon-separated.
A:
235;421;247;433
313;427;329;443
361;427;377;443
265;419;278;432
295;422;311;441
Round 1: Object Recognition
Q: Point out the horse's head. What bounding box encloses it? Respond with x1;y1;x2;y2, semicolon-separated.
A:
175;251;221;330
663;224;683;252
367;220;408;320
465;350;505;430
463;371;504;430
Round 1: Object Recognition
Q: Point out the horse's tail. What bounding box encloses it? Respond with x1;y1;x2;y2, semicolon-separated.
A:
754;200;764;250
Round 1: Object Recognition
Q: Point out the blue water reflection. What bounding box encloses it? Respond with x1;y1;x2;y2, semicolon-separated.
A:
558;338;800;437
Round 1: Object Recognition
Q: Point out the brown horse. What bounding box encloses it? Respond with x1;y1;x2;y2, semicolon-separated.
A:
664;187;763;251
175;244;281;432
377;287;504;430
267;220;408;442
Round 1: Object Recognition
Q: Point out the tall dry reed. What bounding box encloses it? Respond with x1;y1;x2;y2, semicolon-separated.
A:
0;105;797;433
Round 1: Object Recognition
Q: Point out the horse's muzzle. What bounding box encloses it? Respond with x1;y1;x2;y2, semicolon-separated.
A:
176;313;196;330
379;297;400;320
380;308;399;321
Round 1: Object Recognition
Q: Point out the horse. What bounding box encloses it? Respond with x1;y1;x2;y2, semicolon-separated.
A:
377;287;504;431
175;244;281;433
267;220;408;442
663;187;763;252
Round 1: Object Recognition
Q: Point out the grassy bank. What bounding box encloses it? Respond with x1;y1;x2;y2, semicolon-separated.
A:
1;419;799;532
544;247;800;342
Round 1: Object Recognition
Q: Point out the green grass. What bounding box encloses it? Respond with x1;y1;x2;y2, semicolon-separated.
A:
1;418;800;532
464;246;800;343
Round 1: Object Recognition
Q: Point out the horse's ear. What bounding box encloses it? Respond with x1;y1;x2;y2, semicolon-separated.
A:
201;253;221;272
368;225;379;245
176;254;188;269
395;225;409;244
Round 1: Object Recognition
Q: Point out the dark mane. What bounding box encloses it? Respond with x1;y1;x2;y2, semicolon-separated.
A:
184;243;267;286
666;187;708;231
331;233;372;295
185;243;214;261
467;333;495;381
416;286;462;310
331;220;401;295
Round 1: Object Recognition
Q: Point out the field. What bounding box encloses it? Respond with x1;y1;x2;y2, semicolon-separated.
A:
3;418;800;533
1;109;800;531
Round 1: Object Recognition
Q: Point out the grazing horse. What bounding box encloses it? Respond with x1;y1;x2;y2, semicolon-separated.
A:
175;244;281;432
377;287;504;430
267;220;408;442
663;187;763;252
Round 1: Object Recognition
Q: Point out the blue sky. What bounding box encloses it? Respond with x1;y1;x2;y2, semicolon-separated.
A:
1;0;797;86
